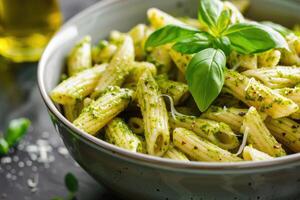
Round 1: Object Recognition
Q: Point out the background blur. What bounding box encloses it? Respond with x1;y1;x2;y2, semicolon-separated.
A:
0;0;117;200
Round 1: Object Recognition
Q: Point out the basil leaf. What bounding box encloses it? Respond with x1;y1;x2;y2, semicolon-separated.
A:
261;21;292;36
5;118;30;147
0;138;9;155
145;25;199;49
186;48;226;112
216;9;231;33
212;36;231;55
225;22;289;54
172;32;213;54
198;0;223;30
65;173;79;193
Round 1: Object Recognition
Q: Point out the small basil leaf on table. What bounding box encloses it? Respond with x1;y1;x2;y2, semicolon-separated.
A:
198;0;224;30
172;32;213;54
224;22;289;54
65;172;79;193
145;24;200;49
186;48;226;112
5;118;31;147
0;137;9;155
261;21;292;37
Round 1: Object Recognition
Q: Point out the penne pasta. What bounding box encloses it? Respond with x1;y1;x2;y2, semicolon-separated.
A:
148;45;174;74
136;70;170;156
91;36;135;99
163;144;189;161
227;51;257;70
224;70;299;118
129;24;153;60
92;40;118;64
105;118;144;153
280;34;300;66
173;128;242;162
67;36;92;76
125;61;157;84
243;146;274;161
201;106;247;133
169;113;239;150
128;117;144;135
241;107;286;157
242;66;300;89
73;86;134;135
51;64;108;105
156;76;190;105
147;8;185;29
63;102;83;122
265;117;300;152
257;49;281;68
169;49;192;74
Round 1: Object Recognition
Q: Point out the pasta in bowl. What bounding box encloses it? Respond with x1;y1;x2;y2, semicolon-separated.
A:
38;0;300;199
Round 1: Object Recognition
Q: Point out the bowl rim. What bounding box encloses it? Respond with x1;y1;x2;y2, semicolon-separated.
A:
38;0;300;172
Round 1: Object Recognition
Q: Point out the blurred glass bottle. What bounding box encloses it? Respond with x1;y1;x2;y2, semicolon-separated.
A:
0;0;62;62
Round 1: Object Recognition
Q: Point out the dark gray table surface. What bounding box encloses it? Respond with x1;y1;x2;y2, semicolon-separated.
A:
0;0;117;200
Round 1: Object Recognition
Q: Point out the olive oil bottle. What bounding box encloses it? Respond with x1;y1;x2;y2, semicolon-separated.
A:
0;0;62;62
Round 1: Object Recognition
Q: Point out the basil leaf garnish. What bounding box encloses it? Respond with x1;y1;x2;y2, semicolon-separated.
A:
212;36;231;55
225;22;289;54
216;9;231;34
261;21;292;36
186;48;226;112
198;0;224;30
172;32;213;54
145;24;200;49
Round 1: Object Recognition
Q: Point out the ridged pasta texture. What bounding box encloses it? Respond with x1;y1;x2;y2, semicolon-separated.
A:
136;70;170;156
73;86;134;135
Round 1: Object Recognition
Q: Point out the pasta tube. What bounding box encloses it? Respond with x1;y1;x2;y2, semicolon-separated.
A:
91;36;135;98
242;66;300;89
163;145;189;161
280;34;300;66
169;49;192;74
265;117;300;152
63;102;83;122
240;107;286;157
275;87;300;119
201;106;247;133
51;64;108;105
227;51;257;70
67;36;92;76
92;40;118;64
73;86;134;135
105;118;144;153
173;128;242;162
275;87;300;105
147;8;185;29
169;114;239;150
243;146;273;161
136;70;170;156
129;24;153;60
125;62;157;84
224;70;299;118
156;76;190;105
128;117;144;135
148;45;173;74
257;49;281;68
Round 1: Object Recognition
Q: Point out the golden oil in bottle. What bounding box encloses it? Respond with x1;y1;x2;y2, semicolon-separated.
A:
0;0;62;62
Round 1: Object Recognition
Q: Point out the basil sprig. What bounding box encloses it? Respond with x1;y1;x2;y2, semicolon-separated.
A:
145;0;289;112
